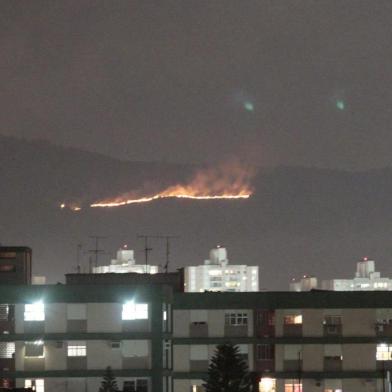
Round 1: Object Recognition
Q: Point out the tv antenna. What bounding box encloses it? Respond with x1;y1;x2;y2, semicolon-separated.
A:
151;235;179;273
76;243;83;273
88;236;106;268
137;235;153;269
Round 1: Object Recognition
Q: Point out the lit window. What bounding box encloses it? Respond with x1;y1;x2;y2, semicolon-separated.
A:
259;377;276;392
324;379;342;392
25;341;44;358
284;380;302;392
24;302;45;321
122;302;148;320
325;389;342;392
25;379;44;392
67;341;86;357
0;305;9;321
225;312;248;326
377;343;392;361
0;342;15;358
191;385;203;392
284;315;302;324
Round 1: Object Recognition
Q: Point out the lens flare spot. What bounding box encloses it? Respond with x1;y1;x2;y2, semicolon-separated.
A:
243;101;254;112
336;99;345;111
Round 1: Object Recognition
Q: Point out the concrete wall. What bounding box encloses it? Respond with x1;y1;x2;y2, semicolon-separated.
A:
173;310;190;337
302;309;323;337
302;344;323;371
44;341;66;370
173;345;190;372
343;378;377;392
87;341;122;370
45;303;66;333
207;310;224;337
87;303;122;333
343;343;376;371
342;309;376;336
14;304;24;333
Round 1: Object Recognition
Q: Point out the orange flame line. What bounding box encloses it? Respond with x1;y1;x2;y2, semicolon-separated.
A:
90;193;251;207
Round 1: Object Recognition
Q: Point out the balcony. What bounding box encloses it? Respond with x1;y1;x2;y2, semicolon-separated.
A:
376;322;392;337
283;359;302;371
324;356;342;371
67;356;87;370
122;356;150;369
67;320;87;333
323;324;342;337
224;325;248;337
190;359;209;371
283;324;302;337
190;322;208;337
0;358;14;372
255;358;274;372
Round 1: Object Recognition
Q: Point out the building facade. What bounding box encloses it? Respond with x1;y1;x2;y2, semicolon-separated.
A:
93;247;159;274
321;257;392;291
183;247;259;292
0;247;32;285
290;257;392;292
0;287;391;391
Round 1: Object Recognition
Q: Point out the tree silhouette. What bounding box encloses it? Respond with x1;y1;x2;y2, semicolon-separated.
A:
203;343;251;392
99;366;119;392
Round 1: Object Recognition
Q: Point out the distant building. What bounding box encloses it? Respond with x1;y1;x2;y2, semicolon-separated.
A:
290;257;392;291
183;246;259;292
289;275;318;292
0;247;32;285
322;257;392;291
92;246;159;274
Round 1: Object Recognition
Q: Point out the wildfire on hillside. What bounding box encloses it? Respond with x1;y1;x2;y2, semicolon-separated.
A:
90;161;255;208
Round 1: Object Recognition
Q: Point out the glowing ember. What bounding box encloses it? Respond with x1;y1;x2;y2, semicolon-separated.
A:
90;161;254;208
60;203;82;212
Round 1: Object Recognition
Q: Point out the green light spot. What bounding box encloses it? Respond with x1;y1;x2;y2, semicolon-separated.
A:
243;101;254;112
336;99;345;111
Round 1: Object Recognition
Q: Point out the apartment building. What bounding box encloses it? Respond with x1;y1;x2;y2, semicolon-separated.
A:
1;286;392;391
172;291;392;392
291;257;392;292
183;246;259;292
92;247;159;275
0;284;172;392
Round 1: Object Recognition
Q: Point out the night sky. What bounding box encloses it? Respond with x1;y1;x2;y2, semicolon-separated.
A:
2;2;392;289
1;1;392;169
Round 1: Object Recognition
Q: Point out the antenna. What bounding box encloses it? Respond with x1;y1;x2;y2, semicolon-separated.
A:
137;234;179;273
151;235;179;273
88;236;106;268
137;235;153;270
76;243;83;273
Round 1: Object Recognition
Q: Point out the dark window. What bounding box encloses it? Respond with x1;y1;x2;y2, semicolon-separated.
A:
256;344;274;360
25;343;44;357
0;265;16;272
123;381;135;392
123;380;148;392
0;253;16;258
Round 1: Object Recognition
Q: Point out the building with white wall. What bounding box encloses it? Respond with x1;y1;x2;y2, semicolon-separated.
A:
290;257;392;292
321;257;392;291
93;247;159;274
1;286;392;391
183;246;259;292
289;276;318;292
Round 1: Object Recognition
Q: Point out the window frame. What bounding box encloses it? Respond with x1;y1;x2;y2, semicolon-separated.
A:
225;312;248;326
67;341;87;357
